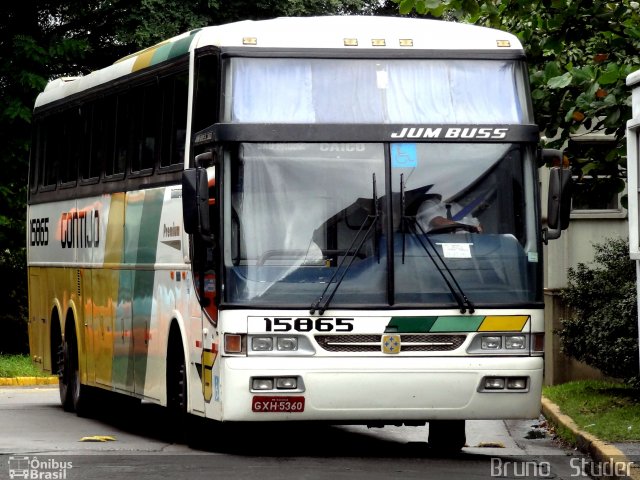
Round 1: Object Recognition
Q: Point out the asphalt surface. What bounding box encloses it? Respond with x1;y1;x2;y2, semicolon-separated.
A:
0;377;640;480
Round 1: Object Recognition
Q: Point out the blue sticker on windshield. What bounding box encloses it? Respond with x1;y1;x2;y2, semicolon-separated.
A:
391;143;417;168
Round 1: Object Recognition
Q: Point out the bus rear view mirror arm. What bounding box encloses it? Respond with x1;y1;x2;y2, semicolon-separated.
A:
182;167;214;244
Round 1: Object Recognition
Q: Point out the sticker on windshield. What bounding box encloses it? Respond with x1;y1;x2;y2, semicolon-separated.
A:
439;243;472;258
391;143;417;168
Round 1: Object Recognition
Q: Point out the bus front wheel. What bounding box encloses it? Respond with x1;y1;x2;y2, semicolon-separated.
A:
166;328;188;441
428;420;466;453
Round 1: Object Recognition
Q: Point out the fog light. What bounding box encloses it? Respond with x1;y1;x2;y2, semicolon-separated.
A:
252;337;273;351
275;377;297;389
505;335;526;350
484;377;505;390
506;377;528;390
277;337;298;351
481;336;502;349
252;378;274;390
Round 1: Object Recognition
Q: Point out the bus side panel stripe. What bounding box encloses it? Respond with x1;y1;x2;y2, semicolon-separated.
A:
132;188;164;395
93;193;125;387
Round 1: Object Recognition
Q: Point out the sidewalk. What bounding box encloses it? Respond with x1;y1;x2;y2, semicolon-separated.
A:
0;376;57;386
542;396;640;480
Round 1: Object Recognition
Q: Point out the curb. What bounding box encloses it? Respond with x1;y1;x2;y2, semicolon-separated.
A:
0;376;58;386
542;396;640;480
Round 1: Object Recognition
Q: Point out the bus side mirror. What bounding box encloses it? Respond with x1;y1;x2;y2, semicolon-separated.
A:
545;165;573;241
182;167;211;241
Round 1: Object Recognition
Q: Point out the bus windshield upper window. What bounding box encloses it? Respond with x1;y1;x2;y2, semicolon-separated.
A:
226;58;526;124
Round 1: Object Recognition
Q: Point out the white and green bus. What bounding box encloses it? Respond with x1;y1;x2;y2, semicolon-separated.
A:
27;16;571;451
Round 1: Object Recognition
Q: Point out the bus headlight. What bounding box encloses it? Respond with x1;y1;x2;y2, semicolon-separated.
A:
467;333;538;355
505;335;526;350
247;335;314;355
277;337;298;351
252;337;273;351
481;336;502;350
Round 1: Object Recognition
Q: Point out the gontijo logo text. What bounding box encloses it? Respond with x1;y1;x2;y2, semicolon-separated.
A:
30;210;100;249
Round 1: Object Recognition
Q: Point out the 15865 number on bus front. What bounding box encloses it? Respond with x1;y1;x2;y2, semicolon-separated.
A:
263;317;354;332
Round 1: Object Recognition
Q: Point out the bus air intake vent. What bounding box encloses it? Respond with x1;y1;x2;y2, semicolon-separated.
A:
314;334;466;352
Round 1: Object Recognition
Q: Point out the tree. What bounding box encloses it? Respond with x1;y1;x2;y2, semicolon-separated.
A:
394;0;640;203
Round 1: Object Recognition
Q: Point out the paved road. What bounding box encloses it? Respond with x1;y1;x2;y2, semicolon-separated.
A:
0;386;595;480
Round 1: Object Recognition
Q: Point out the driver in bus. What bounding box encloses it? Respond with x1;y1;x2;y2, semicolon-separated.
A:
416;194;483;233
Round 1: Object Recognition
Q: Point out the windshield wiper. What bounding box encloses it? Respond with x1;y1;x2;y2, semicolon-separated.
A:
400;174;475;314
310;173;379;315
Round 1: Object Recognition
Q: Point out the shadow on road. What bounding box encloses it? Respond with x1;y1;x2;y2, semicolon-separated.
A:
70;397;488;460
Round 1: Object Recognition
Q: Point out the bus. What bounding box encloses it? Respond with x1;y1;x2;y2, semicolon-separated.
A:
27;15;571;451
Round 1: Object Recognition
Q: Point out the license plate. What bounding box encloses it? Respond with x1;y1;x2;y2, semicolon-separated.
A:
252;396;305;413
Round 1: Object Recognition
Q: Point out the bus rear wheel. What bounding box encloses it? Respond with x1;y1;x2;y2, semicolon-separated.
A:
58;324;91;416
428;420;466;453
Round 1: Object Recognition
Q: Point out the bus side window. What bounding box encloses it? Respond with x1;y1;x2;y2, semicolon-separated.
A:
130;82;160;175
41;114;61;189
95;97;117;178
161;72;189;168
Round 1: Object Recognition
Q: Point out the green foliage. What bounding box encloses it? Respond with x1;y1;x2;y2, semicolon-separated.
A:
0;354;48;377
543;380;640;442
393;0;640;193
558;238;639;384
0;248;28;354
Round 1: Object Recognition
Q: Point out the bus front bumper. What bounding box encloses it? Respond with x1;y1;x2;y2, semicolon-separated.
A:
216;356;543;422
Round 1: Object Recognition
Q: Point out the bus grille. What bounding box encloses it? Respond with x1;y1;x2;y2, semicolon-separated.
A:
314;334;466;353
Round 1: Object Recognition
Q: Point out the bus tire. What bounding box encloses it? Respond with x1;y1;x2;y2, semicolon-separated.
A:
166;327;188;441
57;332;74;413
428;420;466;453
58;321;91;416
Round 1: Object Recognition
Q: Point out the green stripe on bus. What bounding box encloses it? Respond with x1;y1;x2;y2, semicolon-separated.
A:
430;316;485;332
150;43;173;65
386;316;438;333
136;189;164;264
166;31;199;62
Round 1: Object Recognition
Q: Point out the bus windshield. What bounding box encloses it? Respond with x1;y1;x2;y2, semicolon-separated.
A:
224;142;541;308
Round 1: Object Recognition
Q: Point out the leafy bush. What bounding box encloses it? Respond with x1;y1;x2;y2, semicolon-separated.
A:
0;247;28;354
558;237;639;384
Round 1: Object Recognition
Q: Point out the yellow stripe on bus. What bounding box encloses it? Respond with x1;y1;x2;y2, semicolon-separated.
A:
478;315;528;332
